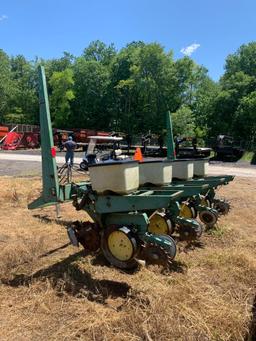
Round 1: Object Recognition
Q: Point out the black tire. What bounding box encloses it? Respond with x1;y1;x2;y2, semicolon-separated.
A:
80;161;88;171
101;226;138;270
199;210;218;228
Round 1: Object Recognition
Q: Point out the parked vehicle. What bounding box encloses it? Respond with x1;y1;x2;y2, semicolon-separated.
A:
174;136;212;159
212;135;244;160
79;136;128;171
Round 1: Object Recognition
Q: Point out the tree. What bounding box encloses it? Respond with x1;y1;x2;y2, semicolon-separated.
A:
109;42;144;132
0;49;13;122
72;58;110;129
172;105;195;137
234;91;256;146
4;39;256;147
43;52;74;79
209;42;256;144
83;40;116;65
49;68;75;127
114;78;136;132
115;43;176;133
9;55;38;124
192;76;219;132
224;42;256;77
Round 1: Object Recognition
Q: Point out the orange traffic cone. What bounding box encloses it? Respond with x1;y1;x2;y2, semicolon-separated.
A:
133;147;143;162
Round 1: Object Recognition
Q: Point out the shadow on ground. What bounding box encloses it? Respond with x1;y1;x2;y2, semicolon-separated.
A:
1;251;133;305
33;214;73;227
1;248;187;306
251;152;256;165
210;155;242;162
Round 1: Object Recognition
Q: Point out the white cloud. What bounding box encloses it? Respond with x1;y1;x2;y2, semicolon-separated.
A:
180;43;200;56
0;15;8;22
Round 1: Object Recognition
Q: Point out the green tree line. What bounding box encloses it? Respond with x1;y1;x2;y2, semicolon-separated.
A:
0;40;256;148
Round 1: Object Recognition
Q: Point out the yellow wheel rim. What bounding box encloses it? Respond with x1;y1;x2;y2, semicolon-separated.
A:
200;197;208;207
180;203;193;218
148;213;170;235
107;231;134;261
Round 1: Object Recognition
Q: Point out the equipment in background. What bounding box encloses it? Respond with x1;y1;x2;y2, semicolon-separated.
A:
0;125;9;143
79;136;128;171
212;135;244;160
174;136;212;159
0;124;40;150
0;123;111;151
53;128;111;151
1;131;39;150
123;134;212;159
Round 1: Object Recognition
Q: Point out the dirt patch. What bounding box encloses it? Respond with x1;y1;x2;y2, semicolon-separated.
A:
0;160;42;176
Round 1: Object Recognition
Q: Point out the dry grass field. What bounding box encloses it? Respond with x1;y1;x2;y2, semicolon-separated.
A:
0;175;256;340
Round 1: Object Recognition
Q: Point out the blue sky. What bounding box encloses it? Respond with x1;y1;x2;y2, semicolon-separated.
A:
0;0;255;80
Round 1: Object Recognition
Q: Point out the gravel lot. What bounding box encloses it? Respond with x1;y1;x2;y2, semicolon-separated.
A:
1;149;256;177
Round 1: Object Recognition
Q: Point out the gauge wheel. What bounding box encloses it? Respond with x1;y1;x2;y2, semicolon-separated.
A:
200;196;212;208
101;225;138;269
179;203;197;219
148;212;174;236
80;161;88;171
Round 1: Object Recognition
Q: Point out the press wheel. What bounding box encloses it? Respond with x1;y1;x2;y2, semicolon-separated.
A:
140;235;177;266
214;199;231;215
199;210;218;228
79;161;88;171
179;203;197;219
148;212;174;236
178;221;203;241
101;225;138;269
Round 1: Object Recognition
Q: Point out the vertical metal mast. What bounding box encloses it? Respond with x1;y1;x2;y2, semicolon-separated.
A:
38;65;60;202
166;111;175;160
28;66;59;208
